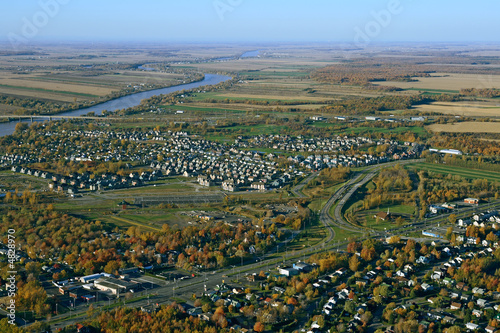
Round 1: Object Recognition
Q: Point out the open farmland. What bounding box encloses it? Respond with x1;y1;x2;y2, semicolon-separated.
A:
0;68;187;104
414;101;500;117
427;121;500;133
0;77;115;96
373;73;500;92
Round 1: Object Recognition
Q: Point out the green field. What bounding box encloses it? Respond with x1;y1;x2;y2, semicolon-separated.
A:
241;71;310;78
355;204;415;231
407;163;500;182
406;88;460;94
162;104;245;114
311;124;429;137
191;91;317;103
205;124;289;142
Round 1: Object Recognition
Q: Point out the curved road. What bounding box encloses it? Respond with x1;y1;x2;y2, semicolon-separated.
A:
45;159;445;328
321;159;425;236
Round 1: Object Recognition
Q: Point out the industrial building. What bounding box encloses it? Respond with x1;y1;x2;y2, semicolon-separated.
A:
94;277;140;295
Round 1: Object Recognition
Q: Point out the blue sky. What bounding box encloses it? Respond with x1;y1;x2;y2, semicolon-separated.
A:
1;0;499;43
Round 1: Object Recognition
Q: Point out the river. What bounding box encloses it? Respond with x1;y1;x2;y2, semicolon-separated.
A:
0;73;231;137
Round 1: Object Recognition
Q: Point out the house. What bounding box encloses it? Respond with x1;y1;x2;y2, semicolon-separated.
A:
472;309;482;318
222;180;239;192
461;294;472;302
486;326;497;333
356;280;367;287
278;267;298;277
293;261;312;272
76;324;92;333
466;323;479;331
430;205;448;214
472;287;485;295
443;278;455;286
188;307;202;316
450;302;462;310
464;198;479;205
421;283;434;292
417;256;431;264
375;210;391;221
252;182;268;191
477;298;488;308
273;287;285;294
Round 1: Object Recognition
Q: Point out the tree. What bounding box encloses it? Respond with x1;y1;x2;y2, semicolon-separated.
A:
344;300;356;314
446;326;462;333
202;303;211;313
446;227;454;240
448;214;457;225
388;236;401;244
254;322;265;332
14;122;28;133
0;318;24;333
349;254;360;272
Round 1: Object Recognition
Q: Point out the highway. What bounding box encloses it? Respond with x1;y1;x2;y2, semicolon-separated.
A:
291;172;319;198
44;158;500;328
320;159;425;235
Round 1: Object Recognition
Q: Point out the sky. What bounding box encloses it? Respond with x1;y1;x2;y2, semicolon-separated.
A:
1;0;499;44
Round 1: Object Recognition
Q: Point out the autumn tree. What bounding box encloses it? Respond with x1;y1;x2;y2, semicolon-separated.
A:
349;254;360;272
254;322;265;332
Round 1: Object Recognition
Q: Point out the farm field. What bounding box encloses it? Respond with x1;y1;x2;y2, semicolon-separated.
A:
414;101;500;117
0;77;115;96
373;73;500;91
406;163;500;182
0;68;187;105
426;121;500;133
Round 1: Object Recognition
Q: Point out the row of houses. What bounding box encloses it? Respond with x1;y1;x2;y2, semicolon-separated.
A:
457;210;500;228
287;153;389;170
240;134;376;153
11;166;161;194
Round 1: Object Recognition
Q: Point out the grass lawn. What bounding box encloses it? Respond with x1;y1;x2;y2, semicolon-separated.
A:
286;219;327;252
108;215;162;232
191;91;315;103
406;87;460;94
356;204;415;231
161;104;245;114
332;226;356;242
407;163;500;182
241;71;310;78
310;123;429;137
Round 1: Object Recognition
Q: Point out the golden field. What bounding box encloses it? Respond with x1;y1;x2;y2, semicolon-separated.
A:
427;121;500;133
414;101;500;117
374;73;500;91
